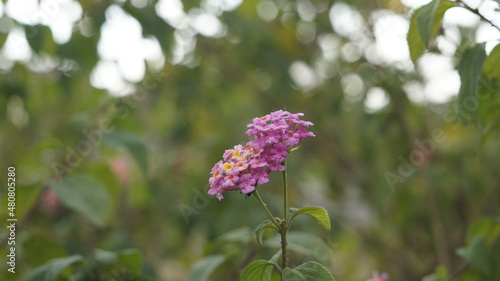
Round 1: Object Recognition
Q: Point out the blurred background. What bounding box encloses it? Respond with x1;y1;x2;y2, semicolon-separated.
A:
0;0;499;280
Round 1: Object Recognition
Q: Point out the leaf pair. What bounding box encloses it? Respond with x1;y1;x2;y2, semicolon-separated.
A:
254;207;331;246
282;262;335;281
241;260;335;281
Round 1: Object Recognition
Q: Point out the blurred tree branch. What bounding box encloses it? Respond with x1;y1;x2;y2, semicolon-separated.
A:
455;0;500;32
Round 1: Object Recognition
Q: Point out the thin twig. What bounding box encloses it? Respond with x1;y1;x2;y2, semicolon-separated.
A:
451;263;471;280
455;0;500;32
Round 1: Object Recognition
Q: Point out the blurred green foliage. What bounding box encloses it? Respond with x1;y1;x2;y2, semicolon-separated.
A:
0;0;499;280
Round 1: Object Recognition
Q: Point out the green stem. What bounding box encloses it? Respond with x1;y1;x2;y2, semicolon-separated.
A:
281;221;288;269
283;159;288;223
253;190;280;228
282;159;289;269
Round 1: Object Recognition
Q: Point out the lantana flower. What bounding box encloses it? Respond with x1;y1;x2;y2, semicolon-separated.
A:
208;144;266;200
246;110;315;171
208;110;315;200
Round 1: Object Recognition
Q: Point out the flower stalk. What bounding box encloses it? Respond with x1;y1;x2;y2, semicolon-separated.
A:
281;159;289;268
253;190;280;228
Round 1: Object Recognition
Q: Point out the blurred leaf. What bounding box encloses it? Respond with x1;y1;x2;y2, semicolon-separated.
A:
50;174;111;227
282;261;335;281
189;255;226;281
117;249;143;274
421;265;450;281
0;30;7;47
23;236;68;267
26;255;84;281
57;32;99;73
290;207;331;232
491;242;500;280
264;232;331;263
104;131;148;176
255;219;279;246
479;116;500;145
93;249;144;275
240;260;275;281
408;8;426;63
408;0;454;63
269;249;282;265
94;249;118;265
466;217;500;244
25;25;54;54
457;43;487;123
457;236;491;275
12;184;42;220
216;226;253;244
416;0;454;46
483;44;500;80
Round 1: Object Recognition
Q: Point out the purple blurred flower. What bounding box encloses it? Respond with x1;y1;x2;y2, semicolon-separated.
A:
367;272;389;281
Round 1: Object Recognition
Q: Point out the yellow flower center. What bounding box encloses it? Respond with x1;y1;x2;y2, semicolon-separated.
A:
223;162;234;171
232;150;240;158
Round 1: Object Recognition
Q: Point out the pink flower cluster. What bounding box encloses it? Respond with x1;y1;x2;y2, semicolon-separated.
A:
208;110;315;200
246;110;315;171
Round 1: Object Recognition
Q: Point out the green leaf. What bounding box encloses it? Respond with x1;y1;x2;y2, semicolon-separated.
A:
25;25;55;54
26;255;84;281
491;242;500;280
216;226;253;244
93;249;143;274
255;219;279;246
240;260;276;281
417;0;454;46
483;44;500;80
457;43;487;123
50;174;111;227
480;116;500;148
269;249;282;265
104;131;148;176
189;255;226;281
408;8;426;63
457;236;491;275
94;249;118;265
23;236;68;268
117;249;143;274
466;218;500;244
290;207;331;231
408;0;454;63
282;261;335;281
421;265;450;281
